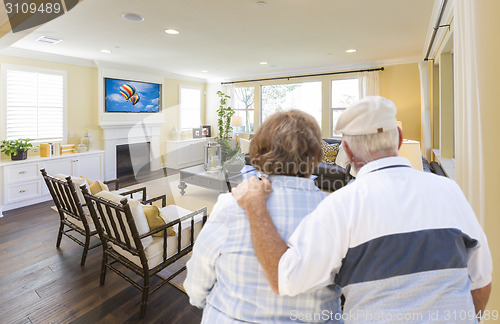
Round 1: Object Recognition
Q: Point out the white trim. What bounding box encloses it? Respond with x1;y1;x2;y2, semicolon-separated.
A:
1;63;68;144
0;47;97;67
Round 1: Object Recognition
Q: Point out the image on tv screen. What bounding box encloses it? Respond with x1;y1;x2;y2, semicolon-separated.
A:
105;78;161;113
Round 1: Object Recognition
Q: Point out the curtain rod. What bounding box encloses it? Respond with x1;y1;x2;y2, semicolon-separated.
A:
424;0;449;61
221;67;384;85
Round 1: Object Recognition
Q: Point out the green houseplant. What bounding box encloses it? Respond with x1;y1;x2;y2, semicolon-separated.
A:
1;138;33;160
216;90;235;140
215;90;236;162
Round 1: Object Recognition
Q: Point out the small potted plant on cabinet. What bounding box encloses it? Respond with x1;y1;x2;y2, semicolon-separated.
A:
1;138;33;160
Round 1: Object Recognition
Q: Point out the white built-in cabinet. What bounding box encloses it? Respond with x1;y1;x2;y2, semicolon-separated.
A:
165;138;208;169
0;150;104;216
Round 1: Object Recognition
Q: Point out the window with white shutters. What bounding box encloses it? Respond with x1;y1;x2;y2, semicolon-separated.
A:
3;66;66;142
179;85;202;130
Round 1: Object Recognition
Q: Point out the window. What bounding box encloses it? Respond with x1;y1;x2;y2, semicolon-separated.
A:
233;86;254;132
3;66;66;142
179;86;201;129
331;79;359;136
261;81;322;126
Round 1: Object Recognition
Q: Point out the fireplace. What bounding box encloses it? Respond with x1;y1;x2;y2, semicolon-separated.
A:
100;123;162;181
116;142;151;178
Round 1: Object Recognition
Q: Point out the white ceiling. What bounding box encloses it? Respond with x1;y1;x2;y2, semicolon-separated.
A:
3;0;436;82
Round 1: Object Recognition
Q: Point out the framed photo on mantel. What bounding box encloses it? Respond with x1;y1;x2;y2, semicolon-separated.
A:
201;125;211;137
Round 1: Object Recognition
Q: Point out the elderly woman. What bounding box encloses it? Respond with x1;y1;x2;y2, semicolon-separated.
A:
185;110;342;323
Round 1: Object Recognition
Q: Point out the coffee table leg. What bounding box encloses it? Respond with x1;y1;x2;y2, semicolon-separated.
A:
178;181;187;195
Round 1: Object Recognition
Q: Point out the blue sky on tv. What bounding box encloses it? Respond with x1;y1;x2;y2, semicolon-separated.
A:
105;78;160;112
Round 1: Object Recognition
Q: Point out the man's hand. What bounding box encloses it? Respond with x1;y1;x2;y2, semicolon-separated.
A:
232;176;272;210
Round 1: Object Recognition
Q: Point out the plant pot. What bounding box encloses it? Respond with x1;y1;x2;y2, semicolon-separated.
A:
224;160;245;174
11;150;28;160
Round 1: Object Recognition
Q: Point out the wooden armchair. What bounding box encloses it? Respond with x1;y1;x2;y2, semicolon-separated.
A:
82;186;207;319
40;169;148;266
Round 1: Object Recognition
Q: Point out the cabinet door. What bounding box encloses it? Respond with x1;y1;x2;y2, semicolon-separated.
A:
72;154;103;180
43;158;73;176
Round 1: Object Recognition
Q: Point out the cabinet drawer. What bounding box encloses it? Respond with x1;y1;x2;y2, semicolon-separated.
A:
199;177;224;191
4;163;40;184
5;181;41;203
181;175;201;185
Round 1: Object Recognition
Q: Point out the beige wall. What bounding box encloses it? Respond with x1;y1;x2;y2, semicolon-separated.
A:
476;0;500;314
379;63;422;141
0;55;99;159
161;78;206;156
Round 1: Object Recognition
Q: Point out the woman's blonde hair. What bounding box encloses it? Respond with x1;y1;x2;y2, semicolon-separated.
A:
249;110;322;177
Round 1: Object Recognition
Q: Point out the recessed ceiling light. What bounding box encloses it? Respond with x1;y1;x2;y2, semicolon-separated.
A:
260;61;268;65
201;70;208;73
256;1;266;6
101;49;112;54
165;29;179;35
122;13;144;22
345;49;357;53
36;36;62;44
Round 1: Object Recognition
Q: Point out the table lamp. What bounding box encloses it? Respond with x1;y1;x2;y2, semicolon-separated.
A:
231;116;243;140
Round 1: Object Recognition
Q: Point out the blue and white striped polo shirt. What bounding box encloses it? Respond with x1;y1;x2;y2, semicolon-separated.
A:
279;157;492;323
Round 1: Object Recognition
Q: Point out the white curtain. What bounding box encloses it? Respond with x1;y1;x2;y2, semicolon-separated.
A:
454;0;485;224
358;71;379;98
418;61;432;160
222;83;235;109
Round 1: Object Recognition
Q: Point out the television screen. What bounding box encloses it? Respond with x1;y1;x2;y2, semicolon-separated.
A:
105;78;161;113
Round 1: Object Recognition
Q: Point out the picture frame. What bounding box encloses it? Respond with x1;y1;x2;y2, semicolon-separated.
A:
192;128;202;138
201;125;211;137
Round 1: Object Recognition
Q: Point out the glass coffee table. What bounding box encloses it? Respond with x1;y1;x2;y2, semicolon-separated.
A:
178;164;258;195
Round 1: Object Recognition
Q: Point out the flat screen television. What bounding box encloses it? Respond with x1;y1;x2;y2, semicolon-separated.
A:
104;77;161;113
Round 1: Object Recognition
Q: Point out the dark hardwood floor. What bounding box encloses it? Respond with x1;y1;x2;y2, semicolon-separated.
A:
0;168;202;324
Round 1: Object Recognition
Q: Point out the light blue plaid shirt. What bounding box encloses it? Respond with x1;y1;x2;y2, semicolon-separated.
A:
185;175;342;323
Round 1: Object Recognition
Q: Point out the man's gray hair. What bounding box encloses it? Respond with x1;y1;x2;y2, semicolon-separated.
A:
343;128;399;164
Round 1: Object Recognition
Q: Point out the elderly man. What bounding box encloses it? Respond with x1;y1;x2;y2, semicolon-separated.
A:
233;96;492;323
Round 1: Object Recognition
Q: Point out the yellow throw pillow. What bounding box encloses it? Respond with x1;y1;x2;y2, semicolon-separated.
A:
142;205;175;237
81;176;109;194
321;140;340;165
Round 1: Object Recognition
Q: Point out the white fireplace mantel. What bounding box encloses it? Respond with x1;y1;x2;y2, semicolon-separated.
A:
101;123;162;180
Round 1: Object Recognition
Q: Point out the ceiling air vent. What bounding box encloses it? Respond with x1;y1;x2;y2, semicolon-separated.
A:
36;36;63;44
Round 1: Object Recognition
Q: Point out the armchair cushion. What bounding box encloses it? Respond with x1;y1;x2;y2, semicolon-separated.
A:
53;174;89;205
142;205;175;237
95;191;153;249
66;206;96;232
239;138;251;155
110;209;204;269
160;205;204;235
81;176;109;194
321;140;340;165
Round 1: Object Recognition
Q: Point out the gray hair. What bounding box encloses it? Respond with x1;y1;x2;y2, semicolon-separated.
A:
342;128;399;164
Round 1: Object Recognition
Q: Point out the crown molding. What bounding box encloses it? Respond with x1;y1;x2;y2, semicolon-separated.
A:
0;47;97;67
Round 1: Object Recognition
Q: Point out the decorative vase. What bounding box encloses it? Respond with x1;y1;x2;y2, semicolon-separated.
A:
81;130;93;151
204;141;222;172
11;150;28;160
224;160;245;174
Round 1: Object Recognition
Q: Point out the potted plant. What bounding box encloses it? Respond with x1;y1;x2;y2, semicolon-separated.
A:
215;90;236;162
222;141;245;173
1;138;34;160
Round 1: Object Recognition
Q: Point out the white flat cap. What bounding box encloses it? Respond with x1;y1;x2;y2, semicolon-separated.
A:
335;96;398;135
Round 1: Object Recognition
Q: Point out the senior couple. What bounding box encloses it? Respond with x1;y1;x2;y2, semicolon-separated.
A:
184;96;492;323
